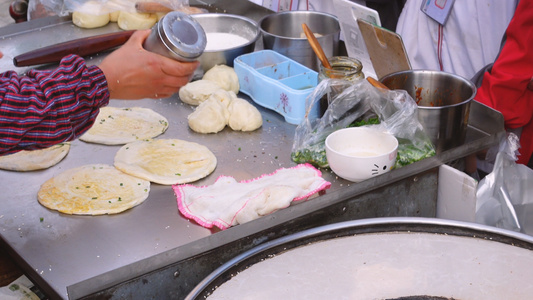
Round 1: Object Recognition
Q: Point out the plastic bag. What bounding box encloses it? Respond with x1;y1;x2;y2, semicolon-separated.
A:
475;132;533;233
27;0;64;19
291;78;435;169
28;0;190;19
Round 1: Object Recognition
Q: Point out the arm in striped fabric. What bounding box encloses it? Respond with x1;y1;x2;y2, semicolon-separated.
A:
0;54;110;155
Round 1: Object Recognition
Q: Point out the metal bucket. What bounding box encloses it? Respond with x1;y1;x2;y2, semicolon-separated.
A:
259;11;340;71
186;218;533;299
380;70;477;153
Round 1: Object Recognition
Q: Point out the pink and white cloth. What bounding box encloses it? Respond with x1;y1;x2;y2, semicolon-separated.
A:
173;164;331;230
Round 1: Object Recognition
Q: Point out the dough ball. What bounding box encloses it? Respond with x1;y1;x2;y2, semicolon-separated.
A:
188;97;229;134
72;10;110;29
155;12;167;21
179;79;223;106
117;11;158;30
208;89;237;118
109;11;120;22
203;65;240;94
187;90;235;134
105;0;126;21
227;97;262;132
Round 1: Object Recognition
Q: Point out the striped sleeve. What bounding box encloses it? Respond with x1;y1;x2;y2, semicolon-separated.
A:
0;54;110;155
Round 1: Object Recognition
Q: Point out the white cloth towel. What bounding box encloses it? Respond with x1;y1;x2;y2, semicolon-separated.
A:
173;164;331;230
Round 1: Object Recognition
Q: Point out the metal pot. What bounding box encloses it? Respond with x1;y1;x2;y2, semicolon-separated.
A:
380;70;477;153
259;11;340;71
186;218;533;299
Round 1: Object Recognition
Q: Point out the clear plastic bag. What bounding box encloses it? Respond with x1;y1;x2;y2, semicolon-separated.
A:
475;133;533;234
28;0;190;19
27;0;65;19
291;78;435;169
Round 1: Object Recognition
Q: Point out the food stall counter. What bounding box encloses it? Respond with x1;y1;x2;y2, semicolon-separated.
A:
0;1;505;298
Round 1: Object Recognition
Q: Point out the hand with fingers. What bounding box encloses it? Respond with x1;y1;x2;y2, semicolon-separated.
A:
99;29;199;100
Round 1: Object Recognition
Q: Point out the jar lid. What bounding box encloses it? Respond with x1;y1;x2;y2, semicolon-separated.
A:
158;11;206;60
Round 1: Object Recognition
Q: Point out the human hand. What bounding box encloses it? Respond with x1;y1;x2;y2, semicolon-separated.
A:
99;30;199;100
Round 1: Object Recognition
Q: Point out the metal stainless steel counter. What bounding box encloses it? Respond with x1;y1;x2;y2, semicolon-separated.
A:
0;1;505;299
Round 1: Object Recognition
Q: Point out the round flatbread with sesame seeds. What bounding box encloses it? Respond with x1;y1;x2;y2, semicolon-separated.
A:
114;139;217;185
37;164;150;215
80;107;169;145
0;143;70;171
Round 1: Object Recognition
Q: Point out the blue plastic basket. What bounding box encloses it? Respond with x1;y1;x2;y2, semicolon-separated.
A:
234;50;319;125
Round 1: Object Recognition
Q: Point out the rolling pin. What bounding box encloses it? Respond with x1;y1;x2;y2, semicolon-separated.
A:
13;30;135;67
135;2;207;14
135;2;172;13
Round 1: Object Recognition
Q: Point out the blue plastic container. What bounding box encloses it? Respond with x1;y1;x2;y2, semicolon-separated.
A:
234;50;319;125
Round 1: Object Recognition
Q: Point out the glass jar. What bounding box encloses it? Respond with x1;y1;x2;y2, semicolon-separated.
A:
318;56;364;82
318;56;364;116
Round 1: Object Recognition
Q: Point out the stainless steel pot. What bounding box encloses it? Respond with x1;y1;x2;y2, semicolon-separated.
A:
259;11;340;71
186;218;533;299
380;70;477;153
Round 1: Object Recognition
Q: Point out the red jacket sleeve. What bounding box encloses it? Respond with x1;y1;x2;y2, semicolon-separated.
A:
474;0;533;165
0;55;110;155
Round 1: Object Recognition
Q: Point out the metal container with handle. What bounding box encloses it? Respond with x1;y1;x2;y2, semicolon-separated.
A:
380;70;477;153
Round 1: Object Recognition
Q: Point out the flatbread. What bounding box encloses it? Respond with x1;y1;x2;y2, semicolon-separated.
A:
38;164;150;215
80;107;169;145
114;139;217;185
0;143;70;171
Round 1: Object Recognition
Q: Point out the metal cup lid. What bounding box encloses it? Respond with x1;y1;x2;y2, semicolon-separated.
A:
158;11;206;60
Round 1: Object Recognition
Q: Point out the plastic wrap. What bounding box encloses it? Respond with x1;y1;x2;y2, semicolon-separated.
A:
28;0;190;19
291;78;435;169
475;133;533;233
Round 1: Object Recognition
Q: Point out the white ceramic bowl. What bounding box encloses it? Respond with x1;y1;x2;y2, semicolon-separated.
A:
325;127;398;182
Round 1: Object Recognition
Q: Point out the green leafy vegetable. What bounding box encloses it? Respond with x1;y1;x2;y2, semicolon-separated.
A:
348;117;380;128
291;146;328;168
395;141;436;168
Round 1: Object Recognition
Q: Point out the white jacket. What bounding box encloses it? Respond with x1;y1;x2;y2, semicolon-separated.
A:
396;0;518;79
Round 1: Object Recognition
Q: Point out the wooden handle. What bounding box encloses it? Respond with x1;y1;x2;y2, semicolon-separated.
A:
302;23;331;69
367;77;390;90
13;30;135;67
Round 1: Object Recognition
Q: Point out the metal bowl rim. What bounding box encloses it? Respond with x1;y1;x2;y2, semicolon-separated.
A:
192;13;260;52
258;10;340;40
380;69;478;109
185;217;533;299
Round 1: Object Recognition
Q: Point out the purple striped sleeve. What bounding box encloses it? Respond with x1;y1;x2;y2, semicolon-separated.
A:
0;54;110;155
